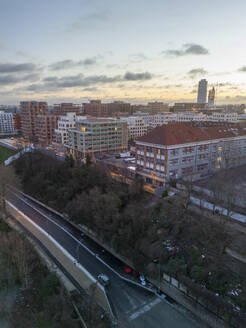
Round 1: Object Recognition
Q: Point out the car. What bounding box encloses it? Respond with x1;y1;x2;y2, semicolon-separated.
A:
124;265;132;274
98;274;110;287
139;275;146;286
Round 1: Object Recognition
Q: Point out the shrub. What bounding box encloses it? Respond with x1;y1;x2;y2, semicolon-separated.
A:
41;273;60;297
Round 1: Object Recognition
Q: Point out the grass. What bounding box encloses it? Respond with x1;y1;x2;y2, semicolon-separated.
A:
0;145;16;164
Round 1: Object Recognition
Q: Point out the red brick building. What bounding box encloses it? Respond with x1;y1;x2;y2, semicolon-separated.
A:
35;115;60;146
53;103;81;115
83;100;109;117
20;101;48;140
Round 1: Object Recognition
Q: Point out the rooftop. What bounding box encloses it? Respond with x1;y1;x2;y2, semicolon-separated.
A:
136;122;246;146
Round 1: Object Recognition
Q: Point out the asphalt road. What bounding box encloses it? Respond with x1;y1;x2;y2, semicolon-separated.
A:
7;191;201;328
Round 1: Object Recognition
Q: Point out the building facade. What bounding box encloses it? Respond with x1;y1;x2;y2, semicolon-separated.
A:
20;101;48;140
147;102;169;114
66;118;128;159
0;111;15;134
53;103;81;115
83;100;109;117
108;101;132;116
54;113;88;148
135;123;246;186
208;87;215;108
35;114;60;146
120;116;148;140
197;79;208;104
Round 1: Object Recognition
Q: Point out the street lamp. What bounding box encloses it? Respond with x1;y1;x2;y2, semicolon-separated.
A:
76;238;82;262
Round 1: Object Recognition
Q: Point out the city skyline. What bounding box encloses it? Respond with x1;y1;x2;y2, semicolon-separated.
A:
0;0;246;105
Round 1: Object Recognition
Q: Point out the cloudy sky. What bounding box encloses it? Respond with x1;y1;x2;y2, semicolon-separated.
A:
0;0;246;105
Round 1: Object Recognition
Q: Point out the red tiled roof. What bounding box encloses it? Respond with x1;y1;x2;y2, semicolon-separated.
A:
136;123;246;146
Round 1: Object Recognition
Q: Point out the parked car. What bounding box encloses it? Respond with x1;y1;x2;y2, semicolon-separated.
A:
124;265;132;274
98;274;110;287
139;275;146;286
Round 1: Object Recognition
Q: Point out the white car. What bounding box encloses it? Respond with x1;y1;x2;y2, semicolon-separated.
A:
139;275;146;286
98;274;110;287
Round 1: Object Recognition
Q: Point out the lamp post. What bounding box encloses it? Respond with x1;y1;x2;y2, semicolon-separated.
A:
76;238;82;262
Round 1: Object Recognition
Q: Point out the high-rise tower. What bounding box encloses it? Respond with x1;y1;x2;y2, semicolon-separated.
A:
197;79;208;104
208;87;215;108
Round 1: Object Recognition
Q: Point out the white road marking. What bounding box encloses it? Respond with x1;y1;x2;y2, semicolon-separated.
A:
129;298;161;321
122;290;139;310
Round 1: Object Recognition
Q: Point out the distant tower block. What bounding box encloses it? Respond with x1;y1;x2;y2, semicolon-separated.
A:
208;87;215;108
197;79;208;104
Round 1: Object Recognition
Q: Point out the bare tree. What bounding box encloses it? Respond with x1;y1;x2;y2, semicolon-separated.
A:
182;174;195;211
0;165;20;215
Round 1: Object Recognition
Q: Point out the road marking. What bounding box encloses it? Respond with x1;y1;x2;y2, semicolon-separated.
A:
129;298;161;321
122;290;139;310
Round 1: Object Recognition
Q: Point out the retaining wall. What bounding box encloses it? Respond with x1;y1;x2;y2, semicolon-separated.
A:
6;201;113;317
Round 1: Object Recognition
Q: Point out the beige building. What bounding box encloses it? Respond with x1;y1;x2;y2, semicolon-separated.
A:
66;118;128;159
135;122;246;186
147;102;169;114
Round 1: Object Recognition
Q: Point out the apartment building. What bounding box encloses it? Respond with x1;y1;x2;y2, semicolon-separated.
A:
54;113;88;148
134;112;243;131
20;101;48;140
147;102;169;114
35;115;60;146
13;113;21;131
53;103;82;115
135;123;246;186
83;100;109;117
120;116;148;140
0;111;15;134
108;101;132;116
66;118;128;159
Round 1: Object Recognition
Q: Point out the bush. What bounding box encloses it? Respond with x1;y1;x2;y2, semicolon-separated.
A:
162;190;168;198
190;265;207;284
167;257;187;276
41;273;60;297
169;178;177;188
0;218;11;232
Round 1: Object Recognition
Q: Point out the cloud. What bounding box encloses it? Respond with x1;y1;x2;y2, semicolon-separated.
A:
124;71;152;81
68;12;110;32
238;66;246;72
187;68;208;78
26;71;153;92
0;73;40;85
0;62;38;74
164;43;209;57
49;58;97;71
128;53;148;63
83;87;98;92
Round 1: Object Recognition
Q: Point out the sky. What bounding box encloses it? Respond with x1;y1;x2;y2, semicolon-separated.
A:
0;0;246;105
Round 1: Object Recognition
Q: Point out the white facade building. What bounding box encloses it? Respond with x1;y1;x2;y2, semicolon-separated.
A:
120;116;148;140
133;112;243;130
0;111;15;134
135;123;246;186
54;112;87;146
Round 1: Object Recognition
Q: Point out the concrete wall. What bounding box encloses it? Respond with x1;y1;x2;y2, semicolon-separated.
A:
6;201;113;317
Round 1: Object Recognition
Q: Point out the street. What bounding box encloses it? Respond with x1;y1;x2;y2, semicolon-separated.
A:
7;190;201;328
